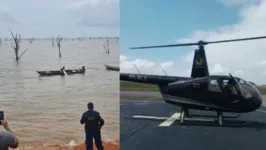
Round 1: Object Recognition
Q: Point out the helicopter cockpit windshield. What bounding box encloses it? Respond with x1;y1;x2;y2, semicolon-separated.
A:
235;78;253;98
219;76;252;99
228;74;253;99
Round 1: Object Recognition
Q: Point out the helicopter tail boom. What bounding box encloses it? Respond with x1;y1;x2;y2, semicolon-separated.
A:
120;73;190;85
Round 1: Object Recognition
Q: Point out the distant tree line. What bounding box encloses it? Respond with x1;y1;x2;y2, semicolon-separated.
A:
0;37;119;41
1;30;119;62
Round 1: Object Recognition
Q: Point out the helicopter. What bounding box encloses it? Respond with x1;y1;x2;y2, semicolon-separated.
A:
120;36;266;126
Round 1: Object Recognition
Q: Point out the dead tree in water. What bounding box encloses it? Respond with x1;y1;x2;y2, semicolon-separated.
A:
0;38;2;47
52;37;54;47
28;38;34;44
9;30;29;61
103;36;110;54
56;35;63;58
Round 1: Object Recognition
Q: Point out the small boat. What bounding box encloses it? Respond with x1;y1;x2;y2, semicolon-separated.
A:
37;66;85;76
104;64;120;71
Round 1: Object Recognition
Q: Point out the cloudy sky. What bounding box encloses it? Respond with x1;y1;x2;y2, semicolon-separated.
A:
0;0;119;38
120;0;266;85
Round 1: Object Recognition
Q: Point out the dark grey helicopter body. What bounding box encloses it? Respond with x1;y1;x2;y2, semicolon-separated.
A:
120;36;266;126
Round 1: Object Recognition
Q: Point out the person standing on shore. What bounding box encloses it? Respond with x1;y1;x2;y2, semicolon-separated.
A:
0;120;19;150
80;102;104;150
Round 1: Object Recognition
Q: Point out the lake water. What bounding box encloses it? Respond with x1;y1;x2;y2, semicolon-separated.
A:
0;38;120;148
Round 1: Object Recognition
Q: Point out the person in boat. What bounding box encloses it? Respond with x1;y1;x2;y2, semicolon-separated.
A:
80;102;104;150
60;66;65;74
82;66;85;71
0;120;19;150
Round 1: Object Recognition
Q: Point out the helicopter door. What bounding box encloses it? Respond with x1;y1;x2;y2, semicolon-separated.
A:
220;79;239;95
228;73;247;99
219;78;244;104
205;79;226;105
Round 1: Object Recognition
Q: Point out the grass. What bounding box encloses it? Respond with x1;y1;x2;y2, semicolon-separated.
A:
120;81;266;95
120;81;159;91
256;86;266;95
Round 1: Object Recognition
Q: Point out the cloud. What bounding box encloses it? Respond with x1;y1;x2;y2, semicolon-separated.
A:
160;61;174;68
120;55;190;76
121;0;266;84
67;0;119;27
0;0;119;37
0;4;18;24
0;5;9;12
120;55;156;70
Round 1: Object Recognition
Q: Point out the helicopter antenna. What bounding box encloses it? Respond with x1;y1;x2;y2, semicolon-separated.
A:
133;64;140;74
159;65;167;75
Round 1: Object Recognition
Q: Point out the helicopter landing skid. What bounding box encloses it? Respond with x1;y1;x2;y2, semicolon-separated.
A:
179;108;249;127
179;119;250;127
189;114;240;119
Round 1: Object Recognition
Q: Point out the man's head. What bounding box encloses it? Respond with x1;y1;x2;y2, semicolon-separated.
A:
87;102;94;110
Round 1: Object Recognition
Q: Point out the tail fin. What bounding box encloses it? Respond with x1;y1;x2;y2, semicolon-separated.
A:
190;48;209;78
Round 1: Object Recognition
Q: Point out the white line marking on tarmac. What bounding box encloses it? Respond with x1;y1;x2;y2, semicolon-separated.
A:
132;115;168;120
132;112;216;127
159;113;181;127
256;109;266;113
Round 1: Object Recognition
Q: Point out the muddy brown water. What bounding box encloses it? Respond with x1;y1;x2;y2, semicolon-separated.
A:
0;39;119;148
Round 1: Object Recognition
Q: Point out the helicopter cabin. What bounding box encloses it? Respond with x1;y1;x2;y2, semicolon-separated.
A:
166;75;253;102
206;76;252;99
208;78;238;94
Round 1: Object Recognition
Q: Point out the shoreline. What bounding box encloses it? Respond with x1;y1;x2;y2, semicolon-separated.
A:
22;140;120;150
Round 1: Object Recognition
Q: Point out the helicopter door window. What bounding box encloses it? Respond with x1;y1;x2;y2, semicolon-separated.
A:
221;79;238;95
208;80;222;92
239;79;245;84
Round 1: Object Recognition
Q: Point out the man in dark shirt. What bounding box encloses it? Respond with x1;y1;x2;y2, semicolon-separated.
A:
0;120;19;150
80;102;104;150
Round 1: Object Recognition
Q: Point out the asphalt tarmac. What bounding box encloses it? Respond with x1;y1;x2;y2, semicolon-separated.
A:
120;99;266;150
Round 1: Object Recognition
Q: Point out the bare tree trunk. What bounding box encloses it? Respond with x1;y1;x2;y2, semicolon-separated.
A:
52;37;54;47
106;37;110;53
103;37;110;54
28;38;34;44
9;29;28;61
58;44;61;58
56;35;63;58
15;48;19;61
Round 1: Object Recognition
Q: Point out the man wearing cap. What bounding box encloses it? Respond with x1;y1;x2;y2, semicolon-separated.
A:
80;102;104;150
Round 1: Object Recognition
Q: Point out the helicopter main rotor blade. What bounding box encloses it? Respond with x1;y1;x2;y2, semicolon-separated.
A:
130;43;199;49
207;36;266;45
130;35;266;49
